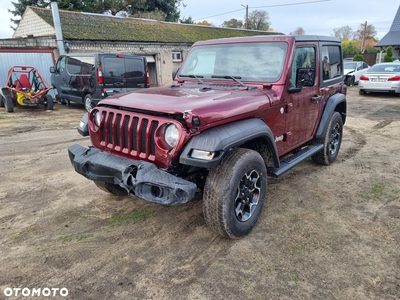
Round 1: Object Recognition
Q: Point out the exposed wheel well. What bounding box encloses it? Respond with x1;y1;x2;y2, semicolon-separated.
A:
242;137;279;168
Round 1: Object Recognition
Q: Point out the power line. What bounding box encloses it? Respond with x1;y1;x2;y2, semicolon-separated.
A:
192;0;330;21
250;0;330;9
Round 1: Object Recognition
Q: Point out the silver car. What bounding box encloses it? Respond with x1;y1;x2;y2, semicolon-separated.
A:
358;62;400;95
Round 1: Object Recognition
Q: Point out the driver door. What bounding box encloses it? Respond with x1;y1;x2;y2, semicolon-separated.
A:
286;44;321;149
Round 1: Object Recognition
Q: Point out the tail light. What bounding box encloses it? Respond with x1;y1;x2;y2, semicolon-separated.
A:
359;75;369;81
97;67;103;84
145;67;150;86
388;75;400;81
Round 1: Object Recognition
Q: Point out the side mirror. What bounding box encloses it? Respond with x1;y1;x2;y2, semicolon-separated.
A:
172;66;180;80
296;68;315;87
50;66;56;73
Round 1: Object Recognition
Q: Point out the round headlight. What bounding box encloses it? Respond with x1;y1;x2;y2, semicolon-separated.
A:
165;124;180;148
93;110;101;127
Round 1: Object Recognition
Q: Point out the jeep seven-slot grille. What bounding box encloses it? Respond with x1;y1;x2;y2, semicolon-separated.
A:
100;111;159;157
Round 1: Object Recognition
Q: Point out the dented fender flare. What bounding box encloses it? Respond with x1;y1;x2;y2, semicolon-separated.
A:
179;118;279;168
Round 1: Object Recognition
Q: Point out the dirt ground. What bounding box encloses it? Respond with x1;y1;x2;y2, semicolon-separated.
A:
0;87;399;300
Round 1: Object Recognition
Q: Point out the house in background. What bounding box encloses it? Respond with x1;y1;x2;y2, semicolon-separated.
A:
0;6;280;89
375;5;400;61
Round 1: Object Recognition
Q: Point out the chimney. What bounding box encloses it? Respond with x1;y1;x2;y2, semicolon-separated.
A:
50;0;65;55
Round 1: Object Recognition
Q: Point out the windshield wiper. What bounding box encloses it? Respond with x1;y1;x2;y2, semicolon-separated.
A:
179;74;205;84
211;75;247;87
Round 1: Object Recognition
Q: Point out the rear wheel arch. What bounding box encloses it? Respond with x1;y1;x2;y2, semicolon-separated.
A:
316;93;346;139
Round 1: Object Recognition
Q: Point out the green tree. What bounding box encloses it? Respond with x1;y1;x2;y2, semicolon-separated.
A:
221;18;243;29
383;46;394;62
342;39;359;55
247;10;270;31
353;54;364;61
333;25;353;41
289;27;305;35
180;16;194;24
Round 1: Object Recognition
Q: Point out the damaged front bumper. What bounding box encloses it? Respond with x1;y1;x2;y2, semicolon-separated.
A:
68;144;197;206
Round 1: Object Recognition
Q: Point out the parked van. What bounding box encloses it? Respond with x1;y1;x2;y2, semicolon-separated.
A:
50;53;150;111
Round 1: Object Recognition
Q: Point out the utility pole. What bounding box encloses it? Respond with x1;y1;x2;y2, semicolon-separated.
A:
361;21;367;53
241;4;249;29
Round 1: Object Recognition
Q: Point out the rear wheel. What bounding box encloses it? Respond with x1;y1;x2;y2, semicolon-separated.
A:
203;148;267;239
44;95;54;110
0;94;4;107
4;95;14;113
94;181;127;197
312;112;343;165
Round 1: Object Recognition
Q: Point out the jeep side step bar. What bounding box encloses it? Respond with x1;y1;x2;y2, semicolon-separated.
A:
268;143;324;177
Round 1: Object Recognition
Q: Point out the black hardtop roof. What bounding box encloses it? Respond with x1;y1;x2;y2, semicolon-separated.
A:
193;34;341;45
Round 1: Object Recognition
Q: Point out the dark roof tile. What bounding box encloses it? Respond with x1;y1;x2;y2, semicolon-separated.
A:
30;7;280;43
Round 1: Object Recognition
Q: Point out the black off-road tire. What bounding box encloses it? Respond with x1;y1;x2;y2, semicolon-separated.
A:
94;181;127;197
0;94;4;107
312;112;343;165
44;95;54;110
203;148;267;239
4;95;14;113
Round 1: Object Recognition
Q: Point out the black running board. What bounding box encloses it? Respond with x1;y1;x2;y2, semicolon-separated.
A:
268;143;324;177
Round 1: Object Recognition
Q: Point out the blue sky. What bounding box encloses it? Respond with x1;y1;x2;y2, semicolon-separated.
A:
0;0;398;40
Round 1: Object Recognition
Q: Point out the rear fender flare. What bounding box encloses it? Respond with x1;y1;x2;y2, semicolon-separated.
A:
179;119;279;168
316;93;346;139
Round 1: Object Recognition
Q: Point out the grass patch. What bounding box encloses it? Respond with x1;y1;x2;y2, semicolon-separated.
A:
76;234;93;241
60;235;72;243
360;182;399;203
361;182;385;200
108;209;153;226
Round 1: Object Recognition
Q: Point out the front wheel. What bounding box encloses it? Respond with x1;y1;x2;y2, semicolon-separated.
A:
346;75;355;86
94;181;127;197
44;95;54;110
203;148;267;239
4;95;14;113
312;112;343;165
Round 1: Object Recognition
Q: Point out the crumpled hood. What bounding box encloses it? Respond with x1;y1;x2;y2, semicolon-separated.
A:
99;84;274;125
344;68;355;75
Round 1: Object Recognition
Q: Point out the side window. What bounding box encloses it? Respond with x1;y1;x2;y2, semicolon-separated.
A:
66;56;94;75
362;62;369;69
321;46;342;80
290;46;316;86
56;56;66;72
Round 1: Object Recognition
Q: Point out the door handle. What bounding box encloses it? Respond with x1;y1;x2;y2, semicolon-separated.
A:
311;95;322;102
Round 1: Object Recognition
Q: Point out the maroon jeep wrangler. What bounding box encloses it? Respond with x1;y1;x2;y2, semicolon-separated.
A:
69;35;347;239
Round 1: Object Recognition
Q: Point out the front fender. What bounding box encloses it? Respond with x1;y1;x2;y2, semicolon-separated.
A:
316;93;346;139
179;118;278;168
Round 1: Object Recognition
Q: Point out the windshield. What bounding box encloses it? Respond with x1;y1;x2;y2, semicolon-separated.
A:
179;42;288;83
344;62;357;70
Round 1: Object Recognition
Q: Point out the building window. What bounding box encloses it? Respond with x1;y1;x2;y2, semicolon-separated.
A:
172;51;182;62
